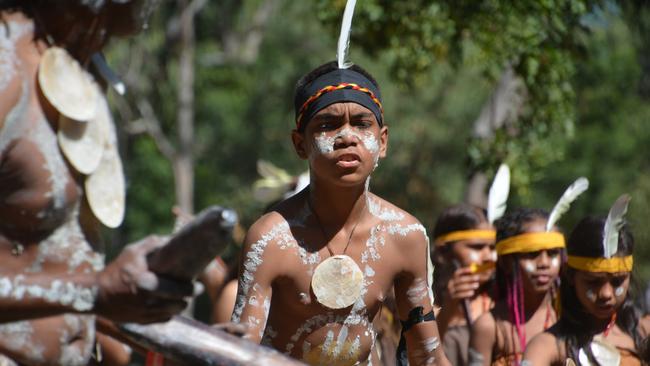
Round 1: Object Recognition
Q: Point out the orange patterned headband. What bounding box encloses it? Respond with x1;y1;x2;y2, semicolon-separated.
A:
296;82;384;131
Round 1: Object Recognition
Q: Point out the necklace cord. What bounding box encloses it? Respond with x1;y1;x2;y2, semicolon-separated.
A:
308;196;365;258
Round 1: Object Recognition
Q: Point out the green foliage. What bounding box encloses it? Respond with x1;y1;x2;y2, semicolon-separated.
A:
317;0;600;196
105;2;650;286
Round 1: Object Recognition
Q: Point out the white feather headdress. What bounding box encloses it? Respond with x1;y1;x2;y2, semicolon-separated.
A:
337;0;357;69
602;194;631;258
487;164;510;224
546;177;589;232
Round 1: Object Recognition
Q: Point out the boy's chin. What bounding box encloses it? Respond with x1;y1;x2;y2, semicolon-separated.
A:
332;173;372;187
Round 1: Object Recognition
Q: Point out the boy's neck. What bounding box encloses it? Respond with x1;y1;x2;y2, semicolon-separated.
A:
308;180;368;228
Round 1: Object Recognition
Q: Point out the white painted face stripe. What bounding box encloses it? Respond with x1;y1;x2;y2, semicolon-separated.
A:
586;289;597;302
550;257;560;268
615;286;625;298
313;128;380;155
523;261;536;273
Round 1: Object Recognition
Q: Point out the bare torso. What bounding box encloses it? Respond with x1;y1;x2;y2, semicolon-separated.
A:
233;190;437;365
0;12;104;365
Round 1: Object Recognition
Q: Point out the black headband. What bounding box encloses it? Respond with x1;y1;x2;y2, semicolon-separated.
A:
294;68;383;131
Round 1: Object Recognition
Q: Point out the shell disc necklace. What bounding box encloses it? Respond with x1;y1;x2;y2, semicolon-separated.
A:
309;197;365;309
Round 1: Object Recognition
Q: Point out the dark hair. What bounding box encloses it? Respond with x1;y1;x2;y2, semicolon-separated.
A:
493;208;551;300
491;208;561;354
555;216;642;362
431;204;490;302
293;61;380;113
495;207;549;242
432;204;488;239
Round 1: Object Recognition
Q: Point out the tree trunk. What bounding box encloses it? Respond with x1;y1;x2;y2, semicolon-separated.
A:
465;66;525;205
175;0;196;215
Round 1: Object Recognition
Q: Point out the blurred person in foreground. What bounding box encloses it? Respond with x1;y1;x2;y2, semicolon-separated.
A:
0;1;194;365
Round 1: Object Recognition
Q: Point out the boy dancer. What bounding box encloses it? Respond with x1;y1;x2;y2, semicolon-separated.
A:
233;59;449;365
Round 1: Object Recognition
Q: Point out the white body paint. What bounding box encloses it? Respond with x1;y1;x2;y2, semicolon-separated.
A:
411;337;439;366
0;322;44;362
406;278;429;305
0;276;97;311
367;196;405;222
232;222;293;322
235;184;436;365
0;21;32;91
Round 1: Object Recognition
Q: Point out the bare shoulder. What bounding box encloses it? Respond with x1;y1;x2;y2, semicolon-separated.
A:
523;331;561;364
243;210;292;253
367;193;428;244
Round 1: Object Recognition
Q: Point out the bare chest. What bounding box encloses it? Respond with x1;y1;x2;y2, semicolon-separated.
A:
0;54;80;242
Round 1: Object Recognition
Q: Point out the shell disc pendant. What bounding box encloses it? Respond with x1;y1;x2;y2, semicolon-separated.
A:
58;94;111;175
311;255;363;309
84;111;125;228
38;47;100;121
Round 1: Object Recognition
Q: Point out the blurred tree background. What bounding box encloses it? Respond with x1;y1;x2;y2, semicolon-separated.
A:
105;0;650;287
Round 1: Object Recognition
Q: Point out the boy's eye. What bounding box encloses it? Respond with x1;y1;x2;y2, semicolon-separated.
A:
318;122;335;130
353;120;372;128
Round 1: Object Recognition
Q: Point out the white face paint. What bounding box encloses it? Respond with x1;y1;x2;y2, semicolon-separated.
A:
586;289;597;302
550;257;560;269
523;261;536;273
615;286;625;298
469;252;480;263
313;128;379;156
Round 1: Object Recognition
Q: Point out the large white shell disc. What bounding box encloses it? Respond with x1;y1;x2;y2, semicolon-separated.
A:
311;255;363;309
58;94;111;175
84;118;125;228
38;47;99;121
577;336;621;366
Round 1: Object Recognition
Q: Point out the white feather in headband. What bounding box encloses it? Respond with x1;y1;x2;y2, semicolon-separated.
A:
546;177;589;232
337;0;357;69
487;164;510;224
603;194;631;258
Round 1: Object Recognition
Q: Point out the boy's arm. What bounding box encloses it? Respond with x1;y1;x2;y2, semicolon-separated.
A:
393;223;450;366
231;218;282;342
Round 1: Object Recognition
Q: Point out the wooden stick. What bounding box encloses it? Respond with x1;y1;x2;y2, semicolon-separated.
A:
147;205;237;280
118;316;306;366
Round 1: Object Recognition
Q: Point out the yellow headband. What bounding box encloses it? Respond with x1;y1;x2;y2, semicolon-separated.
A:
434;229;496;246
496;232;565;256
567;255;633;273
